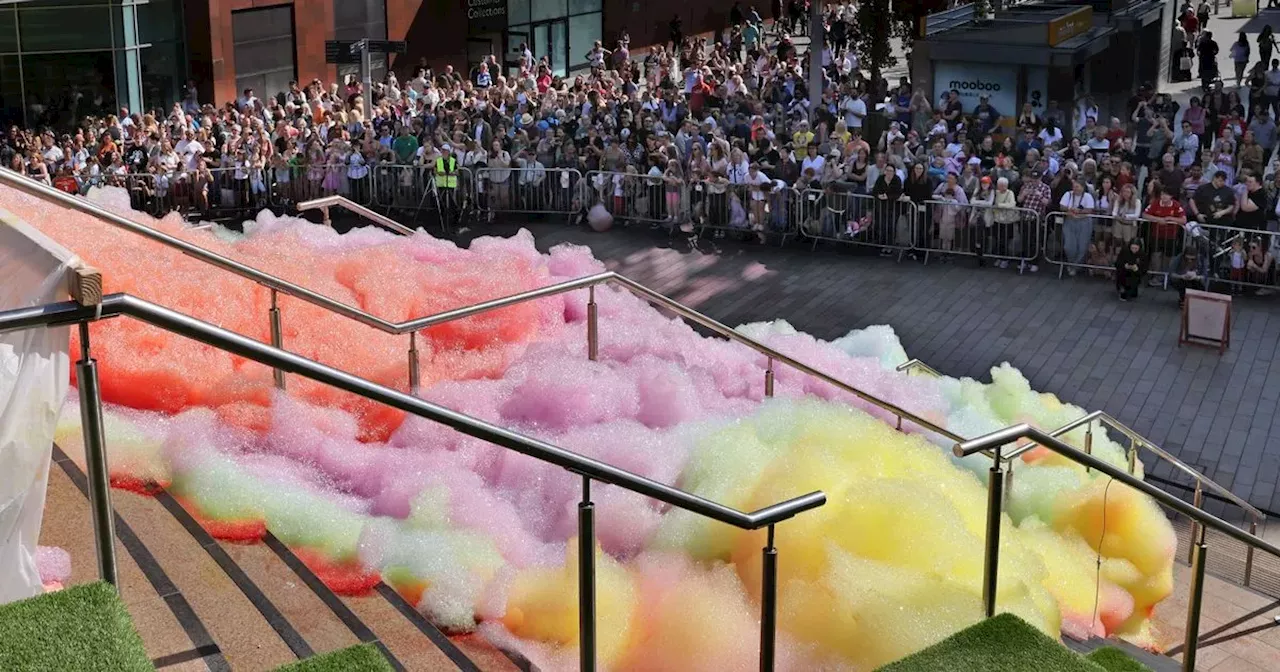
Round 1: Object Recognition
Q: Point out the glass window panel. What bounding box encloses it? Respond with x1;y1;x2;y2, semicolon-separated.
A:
333;0;387;41
138;0;182;45
19;7;114;52
0;55;22;127
530;0;565;22
549;20;566;78
232;6;295;98
508;0;529;27
23;51;116;129
141;40;184;113
0;8;17;53
567;12;599;70
567;0;600;15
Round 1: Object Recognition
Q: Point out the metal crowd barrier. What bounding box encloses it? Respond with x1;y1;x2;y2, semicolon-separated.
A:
683;179;795;244
583;170;672;228
475;166;579;223
1198;223;1280;296
1044;211;1183;285
797;188;915;256
915;200;1041;267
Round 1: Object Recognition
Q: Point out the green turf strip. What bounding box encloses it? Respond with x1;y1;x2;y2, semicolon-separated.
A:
1087;646;1154;672
0;581;153;672
272;643;395;672
876;613;1107;672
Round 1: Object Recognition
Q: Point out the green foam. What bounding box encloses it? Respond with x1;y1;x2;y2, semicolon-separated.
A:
0;582;153;672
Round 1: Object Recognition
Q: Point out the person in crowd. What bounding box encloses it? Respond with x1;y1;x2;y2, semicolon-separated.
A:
1144;186;1189;283
1115;239;1148;301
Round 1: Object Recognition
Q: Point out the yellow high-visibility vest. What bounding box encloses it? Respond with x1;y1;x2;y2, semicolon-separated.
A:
435;156;457;189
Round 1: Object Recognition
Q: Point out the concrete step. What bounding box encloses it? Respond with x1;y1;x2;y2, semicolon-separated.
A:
42;443;524;671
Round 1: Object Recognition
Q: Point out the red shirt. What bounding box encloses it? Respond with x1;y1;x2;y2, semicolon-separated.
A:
53;175;79;195
1144;199;1186;240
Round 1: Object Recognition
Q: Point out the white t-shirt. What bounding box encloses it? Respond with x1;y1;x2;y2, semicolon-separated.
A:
842;96;867;129
801;155;826;176
1039;127;1064;147
1059;191;1095;211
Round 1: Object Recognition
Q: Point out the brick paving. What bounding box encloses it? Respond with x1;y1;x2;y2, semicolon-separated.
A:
458;220;1280;519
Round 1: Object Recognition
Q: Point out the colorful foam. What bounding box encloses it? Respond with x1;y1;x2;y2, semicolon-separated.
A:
28;187;1179;669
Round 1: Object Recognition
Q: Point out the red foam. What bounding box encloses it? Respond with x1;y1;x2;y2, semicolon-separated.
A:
173;495;267;543
292;548;382;596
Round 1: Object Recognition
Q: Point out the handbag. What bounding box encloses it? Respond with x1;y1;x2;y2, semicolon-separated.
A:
1179;54;1193;71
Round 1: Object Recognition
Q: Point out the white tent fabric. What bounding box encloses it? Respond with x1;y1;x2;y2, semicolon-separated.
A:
0;224;71;604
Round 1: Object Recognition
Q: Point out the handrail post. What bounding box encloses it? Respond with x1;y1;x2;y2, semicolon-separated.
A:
1182;527;1208;672
982;447;1005;619
760;524;778;672
1127;437;1137;475
269;289;285;389
578;475;596;672
764;358;775;398
1245;517;1258;587
1083;423;1093;474
587;286;598;362
1188;482;1203;564
76;322;119;590
408;331;421;395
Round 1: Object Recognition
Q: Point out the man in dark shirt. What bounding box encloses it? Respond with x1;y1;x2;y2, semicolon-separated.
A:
1154;153;1186;201
1191;171;1237;229
1236;172;1268;232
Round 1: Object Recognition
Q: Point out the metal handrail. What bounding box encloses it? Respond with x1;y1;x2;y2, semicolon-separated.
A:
0;293;825;530
1004;410;1265;522
893;359;1263;523
2;171;964;445
954;424;1280;672
895;359;943;377
0;293;827;672
295;195;416;236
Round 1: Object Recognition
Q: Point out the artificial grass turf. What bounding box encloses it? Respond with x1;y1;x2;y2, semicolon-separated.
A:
1087;646;1154;672
272;643;395;672
876;613;1107;672
0;581;153;671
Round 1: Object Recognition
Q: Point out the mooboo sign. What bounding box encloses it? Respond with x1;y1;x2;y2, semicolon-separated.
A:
466;0;506;33
931;61;1017;117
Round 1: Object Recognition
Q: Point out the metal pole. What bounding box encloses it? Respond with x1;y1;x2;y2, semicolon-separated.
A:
1182;529;1207;672
408;331;421;395
807;0;823;124
76;322;118;589
764;358;775;398
269;289;285;389
982;450;1005;618
1083;424;1093;474
1245;518;1258;587
1127;437;1137;475
578;476;596;672
1188;482;1203;564
1003;463;1014;511
587;286;598;362
760;524;778;672
360;41;373;122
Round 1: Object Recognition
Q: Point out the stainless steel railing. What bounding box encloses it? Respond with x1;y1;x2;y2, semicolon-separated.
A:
896;358;1268;585
1;170;963;454
295;195;416;236
955;425;1280;672
0;293;825;672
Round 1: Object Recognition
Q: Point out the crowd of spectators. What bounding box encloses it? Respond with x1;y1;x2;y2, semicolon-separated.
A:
2;0;1277;298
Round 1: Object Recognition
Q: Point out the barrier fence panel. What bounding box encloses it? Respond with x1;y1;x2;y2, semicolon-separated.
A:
279;162;375;209
122;169;272;221
916;199;1041;268
1198;223;1280;296
582;170;673;229
685;179;794;245
476;166;579;225
796;187;916;257
1044;212;1180;285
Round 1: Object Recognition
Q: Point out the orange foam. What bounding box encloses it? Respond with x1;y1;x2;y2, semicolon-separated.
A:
292;548;383;596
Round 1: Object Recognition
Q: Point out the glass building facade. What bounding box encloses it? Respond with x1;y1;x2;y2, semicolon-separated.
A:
507;0;599;77
0;0;185;129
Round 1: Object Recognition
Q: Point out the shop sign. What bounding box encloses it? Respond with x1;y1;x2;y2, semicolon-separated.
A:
1047;7;1092;47
466;0;506;34
932;61;1017;119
